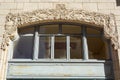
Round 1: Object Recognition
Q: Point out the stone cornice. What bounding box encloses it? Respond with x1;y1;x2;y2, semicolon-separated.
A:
1;4;119;50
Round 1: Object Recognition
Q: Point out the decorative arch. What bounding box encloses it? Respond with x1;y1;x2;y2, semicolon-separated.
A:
1;4;119;50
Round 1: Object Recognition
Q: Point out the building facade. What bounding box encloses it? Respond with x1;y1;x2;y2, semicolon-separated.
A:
0;0;120;80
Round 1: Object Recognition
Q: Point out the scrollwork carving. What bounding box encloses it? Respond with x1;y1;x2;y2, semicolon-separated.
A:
1;4;119;50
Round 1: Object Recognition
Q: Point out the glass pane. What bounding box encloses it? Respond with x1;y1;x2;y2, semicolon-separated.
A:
70;36;82;59
39;25;58;34
18;27;34;34
87;37;108;60
55;37;66;59
13;36;33;59
62;25;81;34
39;36;51;59
87;27;101;35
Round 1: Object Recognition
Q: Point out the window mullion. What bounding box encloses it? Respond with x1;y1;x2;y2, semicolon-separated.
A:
51;36;55;59
67;36;70;60
33;26;39;60
59;24;62;34
82;26;89;60
107;40;112;60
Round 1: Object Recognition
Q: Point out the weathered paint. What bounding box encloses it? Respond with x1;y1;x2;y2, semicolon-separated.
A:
7;61;113;79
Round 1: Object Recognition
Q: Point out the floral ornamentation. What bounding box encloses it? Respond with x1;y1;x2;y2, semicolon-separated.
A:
1;4;119;50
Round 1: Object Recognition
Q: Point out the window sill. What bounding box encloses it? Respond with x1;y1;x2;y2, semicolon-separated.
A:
8;59;112;63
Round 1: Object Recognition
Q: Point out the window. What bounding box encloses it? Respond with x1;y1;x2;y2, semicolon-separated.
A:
11;23;110;61
7;23;113;80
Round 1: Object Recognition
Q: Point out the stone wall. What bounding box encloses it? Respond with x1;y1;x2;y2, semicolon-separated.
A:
0;0;120;80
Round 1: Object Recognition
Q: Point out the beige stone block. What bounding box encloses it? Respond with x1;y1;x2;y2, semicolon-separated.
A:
30;0;44;2
115;6;120;10
30;0;82;3
4;0;14;2
0;3;17;10
38;3;55;9
89;0;100;2
111;10;120;16
0;10;10;15
83;3;98;12
116;21;120;27
98;9;111;14
30;0;90;3
58;0;77;3
100;0;116;2
24;3;39;11
17;3;24;10
90;0;116;2
0;26;4;36
117;26;120;32
30;0;58;3
10;10;23;14
0;0;5;2
98;3;115;10
30;0;40;2
67;3;83;9
0;37;3;46
115;16;120;21
0;16;6;26
15;0;29;3
117;24;120;28
30;0;74;3
74;0;89;2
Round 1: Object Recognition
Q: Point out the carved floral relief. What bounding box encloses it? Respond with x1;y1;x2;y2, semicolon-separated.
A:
1;4;119;50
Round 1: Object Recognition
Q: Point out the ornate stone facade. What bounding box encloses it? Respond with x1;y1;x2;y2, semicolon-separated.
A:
1;4;119;51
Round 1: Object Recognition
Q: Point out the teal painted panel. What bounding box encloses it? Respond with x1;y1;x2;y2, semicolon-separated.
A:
8;64;105;77
7;61;114;79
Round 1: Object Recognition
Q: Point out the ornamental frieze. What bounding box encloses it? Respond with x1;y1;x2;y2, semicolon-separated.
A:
1;4;119;50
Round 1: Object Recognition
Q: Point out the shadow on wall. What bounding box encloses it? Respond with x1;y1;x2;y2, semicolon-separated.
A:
116;0;120;6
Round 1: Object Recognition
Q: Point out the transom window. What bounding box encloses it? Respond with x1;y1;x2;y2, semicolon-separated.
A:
12;23;110;61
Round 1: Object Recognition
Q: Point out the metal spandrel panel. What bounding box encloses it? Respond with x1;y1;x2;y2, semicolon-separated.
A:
7;62;113;79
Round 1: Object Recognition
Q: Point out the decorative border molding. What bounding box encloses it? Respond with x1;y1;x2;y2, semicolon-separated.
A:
1;4;119;50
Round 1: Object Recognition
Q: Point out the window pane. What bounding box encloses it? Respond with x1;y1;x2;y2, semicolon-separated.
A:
55;37;66;59
13;36;33;59
39;25;58;34
18;27;34;34
87;27;101;35
87;37;108;60
62;25;81;34
39;36;51;59
70;36;82;59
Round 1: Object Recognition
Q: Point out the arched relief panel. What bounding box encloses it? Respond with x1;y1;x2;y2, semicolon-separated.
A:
1;4;119;50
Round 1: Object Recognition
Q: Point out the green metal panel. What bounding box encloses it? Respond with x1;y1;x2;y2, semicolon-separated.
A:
7;61;114;79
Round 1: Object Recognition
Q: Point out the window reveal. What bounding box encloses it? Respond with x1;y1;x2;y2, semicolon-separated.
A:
12;24;110;60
